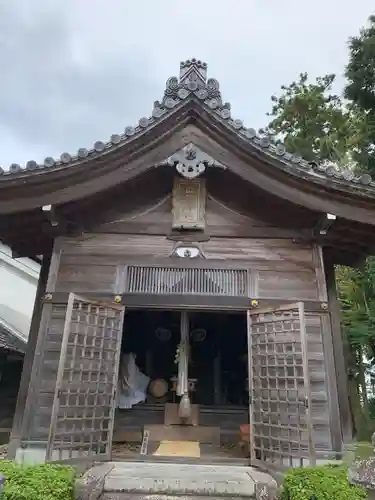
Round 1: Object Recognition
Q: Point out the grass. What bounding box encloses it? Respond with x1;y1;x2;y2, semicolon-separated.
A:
0;460;75;500
281;464;367;500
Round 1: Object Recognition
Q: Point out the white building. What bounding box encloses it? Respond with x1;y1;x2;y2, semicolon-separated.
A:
0;242;40;350
0;243;40;442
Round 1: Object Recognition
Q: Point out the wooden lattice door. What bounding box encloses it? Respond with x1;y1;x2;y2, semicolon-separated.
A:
46;293;125;462
247;302;315;470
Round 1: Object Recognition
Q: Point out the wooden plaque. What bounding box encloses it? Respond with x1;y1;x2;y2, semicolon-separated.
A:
172;177;206;230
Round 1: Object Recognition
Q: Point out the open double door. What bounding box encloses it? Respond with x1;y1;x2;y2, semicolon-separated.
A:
46;294;315;469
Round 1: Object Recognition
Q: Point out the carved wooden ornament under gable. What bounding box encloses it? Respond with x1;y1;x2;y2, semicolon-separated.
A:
172;177;206;230
165;143;226;179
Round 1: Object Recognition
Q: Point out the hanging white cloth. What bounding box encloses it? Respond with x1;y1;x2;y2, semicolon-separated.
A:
117;353;150;409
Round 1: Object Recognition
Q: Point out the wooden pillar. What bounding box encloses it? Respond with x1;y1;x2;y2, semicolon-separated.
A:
324;254;353;443
7;252;50;459
313;245;342;453
246;309;253;465
9;239;62;463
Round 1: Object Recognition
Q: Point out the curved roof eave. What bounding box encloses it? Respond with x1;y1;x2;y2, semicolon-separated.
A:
0;59;374;209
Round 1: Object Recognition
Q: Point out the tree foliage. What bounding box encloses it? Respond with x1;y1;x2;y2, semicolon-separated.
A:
336;261;375;438
268;13;375;174
345;15;375;114
265;13;375;438
338;260;375;357
266;73;359;165
345;15;375;174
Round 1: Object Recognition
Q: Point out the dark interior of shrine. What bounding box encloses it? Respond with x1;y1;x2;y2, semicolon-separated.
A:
113;309;250;460
119;309;249;407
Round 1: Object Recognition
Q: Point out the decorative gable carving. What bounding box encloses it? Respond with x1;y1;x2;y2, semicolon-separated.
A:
172;177;206;231
165;143;226;179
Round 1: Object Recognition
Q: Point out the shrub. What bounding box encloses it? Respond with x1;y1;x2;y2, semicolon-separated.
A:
280;464;367;500
0;460;75;500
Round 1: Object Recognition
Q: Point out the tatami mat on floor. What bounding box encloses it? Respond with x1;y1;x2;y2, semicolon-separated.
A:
153;440;201;457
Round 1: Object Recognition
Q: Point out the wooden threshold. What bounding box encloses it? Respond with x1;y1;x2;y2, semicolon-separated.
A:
111;453;249;466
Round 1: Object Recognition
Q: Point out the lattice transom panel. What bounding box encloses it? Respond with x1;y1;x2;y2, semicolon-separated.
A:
126;266;248;296
249;303;315;469
47;294;124;461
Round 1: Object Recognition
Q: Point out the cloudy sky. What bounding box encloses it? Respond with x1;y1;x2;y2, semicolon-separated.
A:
0;1;373;168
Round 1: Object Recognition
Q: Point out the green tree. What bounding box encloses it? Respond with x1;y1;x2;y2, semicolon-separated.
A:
337;262;375;439
266;72;363;168
345;15;375;115
345;15;375;174
265;54;375;439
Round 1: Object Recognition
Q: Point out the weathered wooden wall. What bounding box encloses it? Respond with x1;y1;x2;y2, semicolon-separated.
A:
22;189;337;454
56;234;318;297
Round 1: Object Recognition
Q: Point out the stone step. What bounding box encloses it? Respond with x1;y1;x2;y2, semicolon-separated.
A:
100;494;260;500
103;462;277;498
112;454;248;466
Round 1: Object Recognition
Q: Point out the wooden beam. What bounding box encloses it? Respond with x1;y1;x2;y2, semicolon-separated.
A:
313;244;342;453
41;205;59;227
16;238;62;450
315;213;337;237
44;292;330;313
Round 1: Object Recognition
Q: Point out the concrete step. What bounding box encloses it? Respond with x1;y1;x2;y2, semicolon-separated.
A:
101;494;260;500
144;424;220;445
103;462;277;498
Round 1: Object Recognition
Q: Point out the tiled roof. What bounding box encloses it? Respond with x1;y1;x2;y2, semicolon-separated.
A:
0;324;26;354
0;59;372;188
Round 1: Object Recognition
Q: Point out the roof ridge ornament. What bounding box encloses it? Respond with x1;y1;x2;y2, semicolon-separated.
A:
179;59;207;84
158;58;227;113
